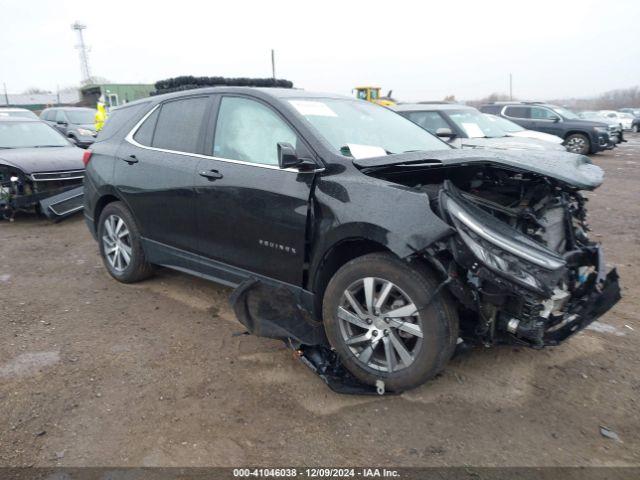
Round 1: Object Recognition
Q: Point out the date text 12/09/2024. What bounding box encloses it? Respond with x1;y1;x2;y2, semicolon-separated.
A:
233;468;400;478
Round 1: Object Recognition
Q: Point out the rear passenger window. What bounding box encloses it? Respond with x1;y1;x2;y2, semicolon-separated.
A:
133;108;159;146
151;97;209;153
504;106;530;119
213;96;298;166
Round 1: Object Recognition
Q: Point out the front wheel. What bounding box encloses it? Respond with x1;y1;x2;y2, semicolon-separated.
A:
633;124;639;133
322;253;458;392
564;133;591;155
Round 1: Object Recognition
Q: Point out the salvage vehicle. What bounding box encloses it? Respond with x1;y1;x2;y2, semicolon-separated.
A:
479;102;615;155
0;117;85;221
483;113;565;145
40;107;97;148
0;107;39;119
83;88;621;393
392;103;567;152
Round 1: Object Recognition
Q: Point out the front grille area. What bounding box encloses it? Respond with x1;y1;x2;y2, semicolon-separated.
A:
31;170;85;181
32;178;83;194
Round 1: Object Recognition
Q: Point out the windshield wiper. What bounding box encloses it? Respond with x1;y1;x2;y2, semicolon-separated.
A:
0;147;15;149
33;145;66;148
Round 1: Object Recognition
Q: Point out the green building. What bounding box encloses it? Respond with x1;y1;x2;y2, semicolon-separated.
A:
80;83;155;108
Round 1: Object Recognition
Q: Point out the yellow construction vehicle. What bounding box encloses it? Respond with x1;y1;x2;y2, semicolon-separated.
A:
353;86;396;107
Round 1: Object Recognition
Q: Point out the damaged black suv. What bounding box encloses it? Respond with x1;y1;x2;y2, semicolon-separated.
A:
84;88;621;392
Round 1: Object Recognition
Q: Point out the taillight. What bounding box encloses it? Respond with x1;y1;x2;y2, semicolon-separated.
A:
82;150;93;167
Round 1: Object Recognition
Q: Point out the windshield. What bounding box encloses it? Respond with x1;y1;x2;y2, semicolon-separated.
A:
288;98;450;156
551;106;579;120
65;109;96;124
484;114;524;133
446;109;506;138
0;121;69;148
0;110;38;119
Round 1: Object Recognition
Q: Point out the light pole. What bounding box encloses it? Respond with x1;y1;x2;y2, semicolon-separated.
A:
71;21;92;84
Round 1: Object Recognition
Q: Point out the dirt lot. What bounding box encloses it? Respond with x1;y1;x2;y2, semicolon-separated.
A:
1;136;639;468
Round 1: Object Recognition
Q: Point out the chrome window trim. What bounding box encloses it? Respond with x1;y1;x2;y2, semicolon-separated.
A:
501;105;563;123
124;104;324;174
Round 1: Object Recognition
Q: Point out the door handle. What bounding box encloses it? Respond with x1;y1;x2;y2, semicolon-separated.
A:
199;169;223;181
123;154;139;165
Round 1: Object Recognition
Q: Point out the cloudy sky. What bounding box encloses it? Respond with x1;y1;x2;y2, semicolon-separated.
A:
1;0;639;101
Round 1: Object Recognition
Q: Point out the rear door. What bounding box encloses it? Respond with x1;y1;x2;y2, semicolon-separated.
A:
193;95;317;285
502;105;534;130
114;95;211;253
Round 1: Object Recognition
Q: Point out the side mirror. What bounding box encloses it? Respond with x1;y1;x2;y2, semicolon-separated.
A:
436;127;456;139
551;116;560;123
277;142;316;171
277;142;300;169
56;120;68;126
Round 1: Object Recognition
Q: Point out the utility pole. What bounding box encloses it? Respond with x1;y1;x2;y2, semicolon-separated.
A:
509;73;513;101
71;21;92;84
2;83;9;106
271;49;276;80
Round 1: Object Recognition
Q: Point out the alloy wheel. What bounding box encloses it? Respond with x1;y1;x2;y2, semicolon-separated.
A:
336;277;423;372
102;214;132;272
565;137;587;153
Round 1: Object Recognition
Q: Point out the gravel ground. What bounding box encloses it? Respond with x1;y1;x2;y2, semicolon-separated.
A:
1;136;639;467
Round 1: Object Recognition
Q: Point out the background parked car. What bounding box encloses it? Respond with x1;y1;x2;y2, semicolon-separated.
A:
578;111;624;143
0;117;85;220
391;104;567;152
483;113;565;145
40;107;97;148
479;102;613;155
599;110;634;130
0;107;38;119
619;107;640;118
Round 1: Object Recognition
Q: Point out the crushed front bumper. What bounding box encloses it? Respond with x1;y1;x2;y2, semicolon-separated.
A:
543;267;621;345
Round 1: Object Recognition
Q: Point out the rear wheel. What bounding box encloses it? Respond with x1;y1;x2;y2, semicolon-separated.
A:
97;201;154;283
322;253;458;392
564;133;591;154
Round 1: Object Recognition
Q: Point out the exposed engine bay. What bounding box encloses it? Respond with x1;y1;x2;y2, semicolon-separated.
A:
0;165;84;221
368;162;621;348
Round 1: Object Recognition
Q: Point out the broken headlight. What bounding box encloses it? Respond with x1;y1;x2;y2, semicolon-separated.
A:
442;190;566;294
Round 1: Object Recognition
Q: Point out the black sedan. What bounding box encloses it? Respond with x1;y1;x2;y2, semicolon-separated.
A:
0;117;85;221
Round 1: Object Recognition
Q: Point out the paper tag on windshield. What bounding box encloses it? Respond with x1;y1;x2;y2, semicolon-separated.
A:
289;100;337;117
461;122;485;138
346;144;387;159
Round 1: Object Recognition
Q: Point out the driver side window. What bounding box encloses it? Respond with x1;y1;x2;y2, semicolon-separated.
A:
213;97;298;166
531;107;557;120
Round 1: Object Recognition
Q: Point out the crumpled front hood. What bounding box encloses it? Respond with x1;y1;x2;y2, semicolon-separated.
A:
0;146;85;174
353;148;604;190
458;136;567;152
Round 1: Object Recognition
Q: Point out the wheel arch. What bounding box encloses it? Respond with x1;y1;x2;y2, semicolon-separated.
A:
93;193;122;234
309;236;392;320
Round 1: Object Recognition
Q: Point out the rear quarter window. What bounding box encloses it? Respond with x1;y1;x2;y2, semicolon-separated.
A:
96;102;150;142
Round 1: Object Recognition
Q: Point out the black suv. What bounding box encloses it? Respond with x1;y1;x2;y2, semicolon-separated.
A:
479;102;614;155
83;88;620;392
40;107;97;148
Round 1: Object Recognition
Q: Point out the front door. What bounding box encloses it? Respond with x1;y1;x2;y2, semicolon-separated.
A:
194;95;316;286
114;95;211;253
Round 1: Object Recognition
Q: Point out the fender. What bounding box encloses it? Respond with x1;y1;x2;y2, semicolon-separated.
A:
308;174;454;286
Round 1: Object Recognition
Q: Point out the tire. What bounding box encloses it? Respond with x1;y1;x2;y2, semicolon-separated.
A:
322;253;458;392
564;133;591;155
97;201;154;283
633;124;639;133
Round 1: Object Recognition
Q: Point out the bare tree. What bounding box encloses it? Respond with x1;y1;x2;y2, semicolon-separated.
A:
22;87;52;95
